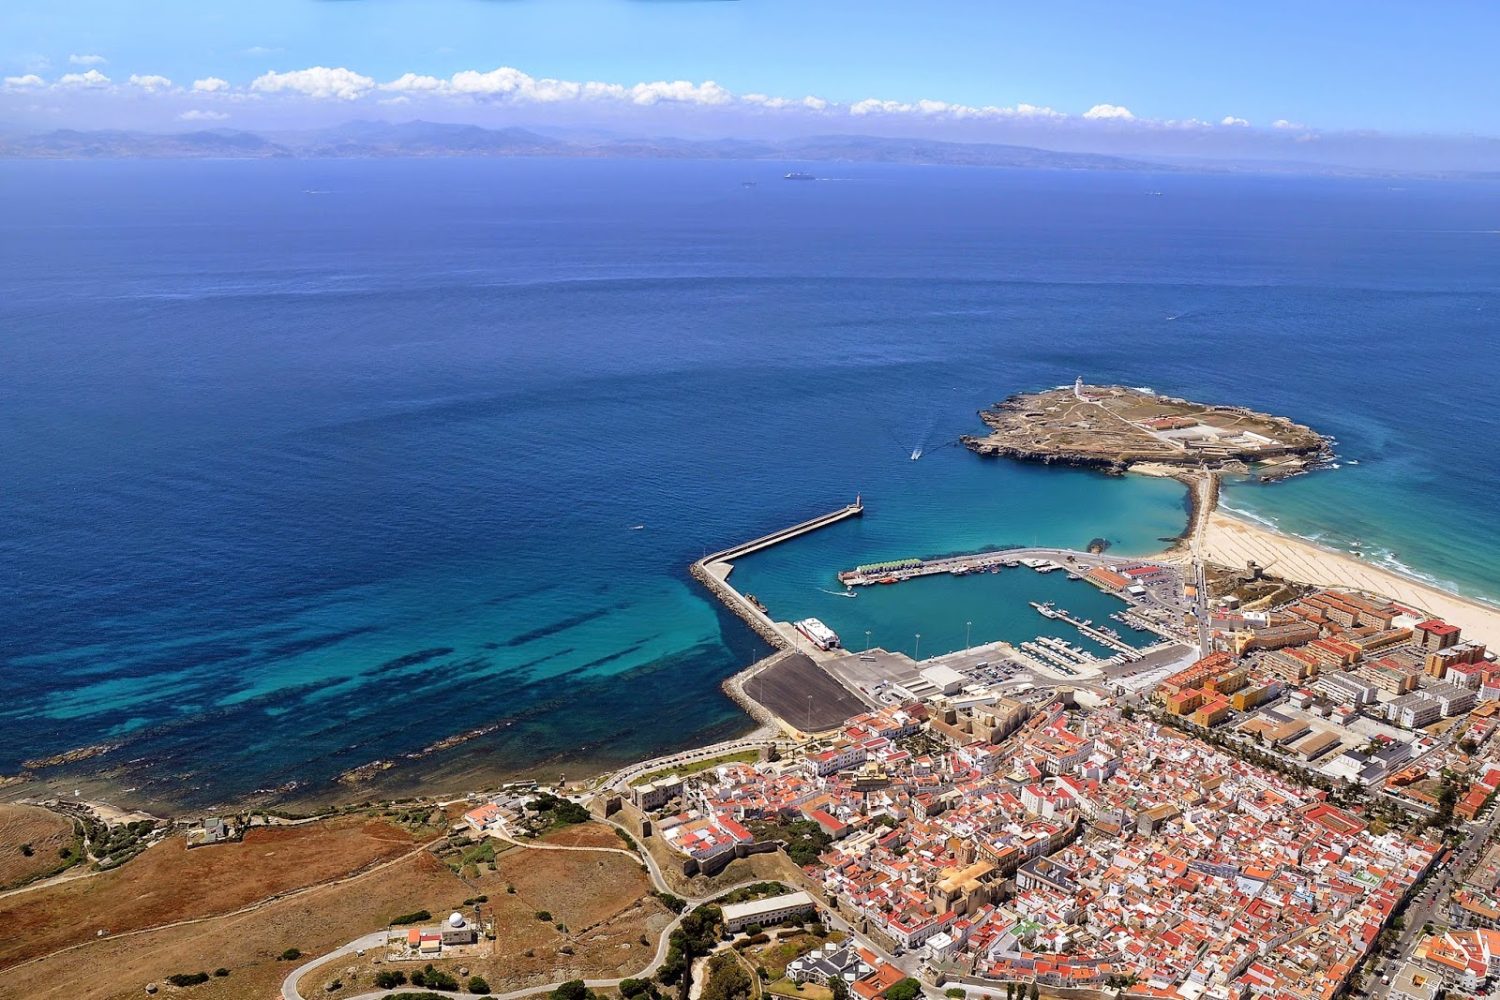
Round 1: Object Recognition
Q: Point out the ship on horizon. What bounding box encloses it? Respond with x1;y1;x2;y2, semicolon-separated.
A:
784;171;817;181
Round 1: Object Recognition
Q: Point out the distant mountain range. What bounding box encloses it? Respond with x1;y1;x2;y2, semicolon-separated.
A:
0;119;1179;172
4;119;1493;179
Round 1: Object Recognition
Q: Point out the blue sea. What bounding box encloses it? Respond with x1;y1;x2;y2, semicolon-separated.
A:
3;157;1497;811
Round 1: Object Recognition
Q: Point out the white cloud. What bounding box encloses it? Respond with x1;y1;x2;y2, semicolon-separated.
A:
56;69;111;89
850;96;1066;122
1272;119;1304;130
128;74;173;93
434;67;731;107
251;66;374;101
626;79;731;106
179;109;229;122
22;60;1254;136
68;53;107;66
1014;103;1065;120
850;98;913;116
381;72;448;93
243;46;283;57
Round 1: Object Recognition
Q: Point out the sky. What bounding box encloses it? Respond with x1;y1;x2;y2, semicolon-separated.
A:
4;0;1499;169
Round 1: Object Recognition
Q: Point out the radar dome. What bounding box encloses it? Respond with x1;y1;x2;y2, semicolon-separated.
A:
448;912;466;928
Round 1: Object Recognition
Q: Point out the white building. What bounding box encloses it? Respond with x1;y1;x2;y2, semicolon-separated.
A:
633;774;684;810
720;890;816;932
920;664;966;696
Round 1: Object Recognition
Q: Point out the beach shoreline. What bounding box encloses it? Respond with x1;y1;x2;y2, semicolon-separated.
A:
1184;506;1500;649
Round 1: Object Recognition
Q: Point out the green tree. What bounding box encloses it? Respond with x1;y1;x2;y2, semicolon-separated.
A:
886;979;922;1000
468;975;492;994
552;980;594;1000
831;976;851;1000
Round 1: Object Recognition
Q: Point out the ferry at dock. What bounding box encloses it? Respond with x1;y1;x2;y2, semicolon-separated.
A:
795;617;841;650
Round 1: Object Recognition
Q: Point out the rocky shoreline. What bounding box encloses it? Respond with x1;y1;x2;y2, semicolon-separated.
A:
961;384;1333;480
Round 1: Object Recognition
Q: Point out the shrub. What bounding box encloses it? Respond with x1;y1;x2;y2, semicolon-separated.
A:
392;909;434;926
947;990;967;998
653;891;687;914
166;972;211;987
279;948;302;961
376;970;410;989
411;964;459;991
535;910;553;922
19;843;33;857
213;968;230;977
468;975;492;994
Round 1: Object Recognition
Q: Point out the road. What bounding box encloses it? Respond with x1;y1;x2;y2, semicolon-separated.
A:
281;932;387;1000
1367;807;1500;998
603;735;788;794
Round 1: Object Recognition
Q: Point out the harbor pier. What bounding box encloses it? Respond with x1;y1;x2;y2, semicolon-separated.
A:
691;498;864;650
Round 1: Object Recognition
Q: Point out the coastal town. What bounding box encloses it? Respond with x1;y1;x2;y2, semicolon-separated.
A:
412;559;1500;1000
8;384;1500;1000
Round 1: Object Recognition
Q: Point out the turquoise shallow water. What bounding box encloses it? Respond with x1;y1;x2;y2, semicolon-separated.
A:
727;450;1184;658
2;157;1497;810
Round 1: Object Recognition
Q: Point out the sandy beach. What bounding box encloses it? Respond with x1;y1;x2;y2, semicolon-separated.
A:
1192;509;1500;649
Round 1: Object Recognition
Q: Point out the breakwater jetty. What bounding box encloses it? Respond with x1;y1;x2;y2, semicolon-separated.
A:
690;498;864;649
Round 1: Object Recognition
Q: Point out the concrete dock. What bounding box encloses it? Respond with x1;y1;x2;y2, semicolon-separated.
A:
702;498;864;580
691;498;864;652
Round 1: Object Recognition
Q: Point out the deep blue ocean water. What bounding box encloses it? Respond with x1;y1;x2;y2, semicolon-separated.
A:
3;157;1497;810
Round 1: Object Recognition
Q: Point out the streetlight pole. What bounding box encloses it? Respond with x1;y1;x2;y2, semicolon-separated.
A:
865;630;871;652
914;633;921;660
966;620;972;652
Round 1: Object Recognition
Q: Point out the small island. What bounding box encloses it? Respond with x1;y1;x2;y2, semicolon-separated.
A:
961;379;1332;480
